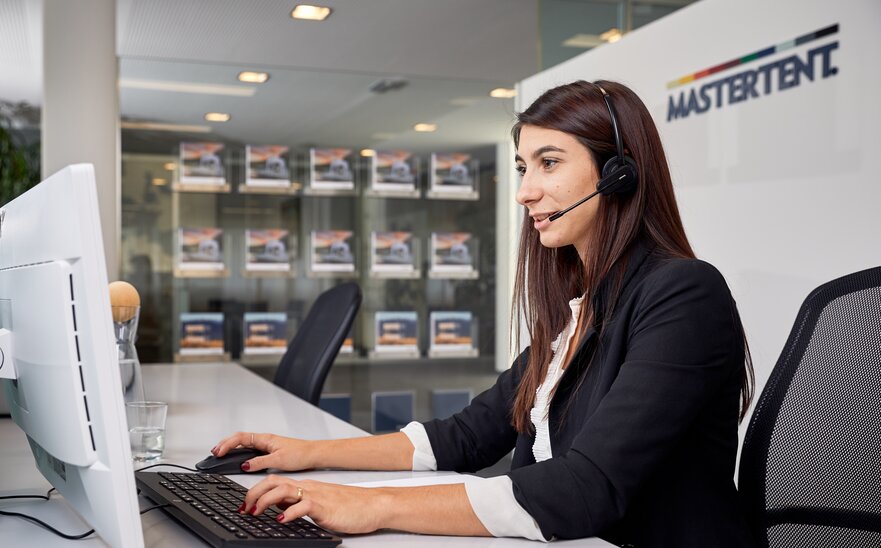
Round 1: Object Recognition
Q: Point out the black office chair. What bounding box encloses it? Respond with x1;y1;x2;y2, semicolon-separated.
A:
738;266;881;548
273;282;361;405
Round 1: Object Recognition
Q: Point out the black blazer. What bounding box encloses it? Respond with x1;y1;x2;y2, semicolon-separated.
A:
423;241;755;548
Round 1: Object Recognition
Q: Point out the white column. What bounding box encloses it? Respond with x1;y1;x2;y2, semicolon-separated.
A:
42;0;119;280
495;139;520;372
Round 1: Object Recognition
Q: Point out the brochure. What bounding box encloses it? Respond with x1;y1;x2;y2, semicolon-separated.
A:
371;150;417;193
430;232;474;273
372;391;415;433
340;326;355;354
178;228;224;271
246;229;292;271
180;142;226;185
245;145;291;188
430;152;476;194
429;311;474;353
179;313;224;355
374;311;418;353
243;312;288;355
430;389;473;420
319;394;352;423
310;148;354;190
371;231;415;272
311;230;355;272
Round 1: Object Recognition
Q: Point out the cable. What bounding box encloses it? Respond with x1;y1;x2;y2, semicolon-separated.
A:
0;487;55;502
134;462;198;472
0;464;184;539
139;503;170;515
0;509;94;540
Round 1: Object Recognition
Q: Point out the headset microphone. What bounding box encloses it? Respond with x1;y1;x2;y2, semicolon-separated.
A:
548;163;636;221
548;84;639;222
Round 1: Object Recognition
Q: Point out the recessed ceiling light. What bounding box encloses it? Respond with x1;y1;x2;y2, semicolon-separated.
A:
600;28;623;43
291;4;332;21
490;87;517;98
163;162;176;171
360;149;375;157
238;71;270;84
414;123;437;133
152;178;168;186
205;112;231;122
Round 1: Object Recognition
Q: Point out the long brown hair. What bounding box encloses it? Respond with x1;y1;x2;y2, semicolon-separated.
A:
510;80;754;433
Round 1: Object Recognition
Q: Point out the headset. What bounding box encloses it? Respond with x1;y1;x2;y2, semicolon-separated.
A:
548;84;639;222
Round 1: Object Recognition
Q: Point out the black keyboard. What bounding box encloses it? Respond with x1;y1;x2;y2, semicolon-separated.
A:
135;471;341;547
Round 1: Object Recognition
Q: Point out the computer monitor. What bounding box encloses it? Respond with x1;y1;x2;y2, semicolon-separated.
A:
0;164;144;548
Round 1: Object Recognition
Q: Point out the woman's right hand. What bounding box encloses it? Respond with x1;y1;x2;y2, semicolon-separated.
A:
210;432;316;472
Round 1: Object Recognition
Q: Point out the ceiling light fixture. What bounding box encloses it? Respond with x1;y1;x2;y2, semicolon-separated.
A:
489;87;517;98
360;149;375;157
449;97;481;107
120;79;255;97
413;123;437;133
204;112;231;122
291;4;332;21
600;28;623;43
163;162;176;171
562;34;603;48
120;121;212;133
237;71;270;84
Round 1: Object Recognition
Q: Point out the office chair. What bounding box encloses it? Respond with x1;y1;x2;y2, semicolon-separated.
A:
738;266;881;547
273;282;361;405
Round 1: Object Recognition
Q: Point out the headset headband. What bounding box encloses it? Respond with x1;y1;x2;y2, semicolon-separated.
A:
596;84;625;167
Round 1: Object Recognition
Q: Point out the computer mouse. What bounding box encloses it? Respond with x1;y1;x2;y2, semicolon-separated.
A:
195;447;267;475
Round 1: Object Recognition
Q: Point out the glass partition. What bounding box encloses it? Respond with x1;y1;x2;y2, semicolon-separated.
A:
120;59;510;433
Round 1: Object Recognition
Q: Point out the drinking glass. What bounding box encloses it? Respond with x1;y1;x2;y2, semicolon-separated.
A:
125;401;167;461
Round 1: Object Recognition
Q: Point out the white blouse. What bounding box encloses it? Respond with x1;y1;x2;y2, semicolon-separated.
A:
401;296;584;542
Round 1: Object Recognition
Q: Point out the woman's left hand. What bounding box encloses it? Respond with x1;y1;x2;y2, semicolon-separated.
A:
240;475;389;534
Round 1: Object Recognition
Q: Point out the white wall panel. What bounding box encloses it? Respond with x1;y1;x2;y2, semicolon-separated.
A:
514;0;881;424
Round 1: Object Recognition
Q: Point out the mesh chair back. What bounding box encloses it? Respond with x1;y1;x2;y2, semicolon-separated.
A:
273;283;361;405
739;266;881;547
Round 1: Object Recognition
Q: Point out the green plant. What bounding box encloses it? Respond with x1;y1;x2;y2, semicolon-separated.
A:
0;104;41;206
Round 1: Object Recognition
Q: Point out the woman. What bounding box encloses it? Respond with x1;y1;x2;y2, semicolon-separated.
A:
211;80;756;547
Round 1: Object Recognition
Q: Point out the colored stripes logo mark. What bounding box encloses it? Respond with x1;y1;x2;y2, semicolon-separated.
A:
666;24;839;90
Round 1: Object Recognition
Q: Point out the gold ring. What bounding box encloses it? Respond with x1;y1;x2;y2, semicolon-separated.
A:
296;487;304;502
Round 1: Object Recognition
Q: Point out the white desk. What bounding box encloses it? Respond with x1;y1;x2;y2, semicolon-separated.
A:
0;362;612;547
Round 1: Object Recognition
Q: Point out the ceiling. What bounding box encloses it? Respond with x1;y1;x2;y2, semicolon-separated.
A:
117;0;541;83
116;0;542;152
1;0;540;153
0;0;694;153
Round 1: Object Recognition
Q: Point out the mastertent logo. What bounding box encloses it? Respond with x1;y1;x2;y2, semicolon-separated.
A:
666;24;839;122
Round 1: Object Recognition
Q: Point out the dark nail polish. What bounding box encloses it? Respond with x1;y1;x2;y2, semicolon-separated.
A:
237;503;246;513
241;461;251;471
250;506;258;515
276;514;285;523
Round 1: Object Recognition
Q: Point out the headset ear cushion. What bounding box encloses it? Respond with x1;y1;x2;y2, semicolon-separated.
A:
601;156;622;179
598;156;639;195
